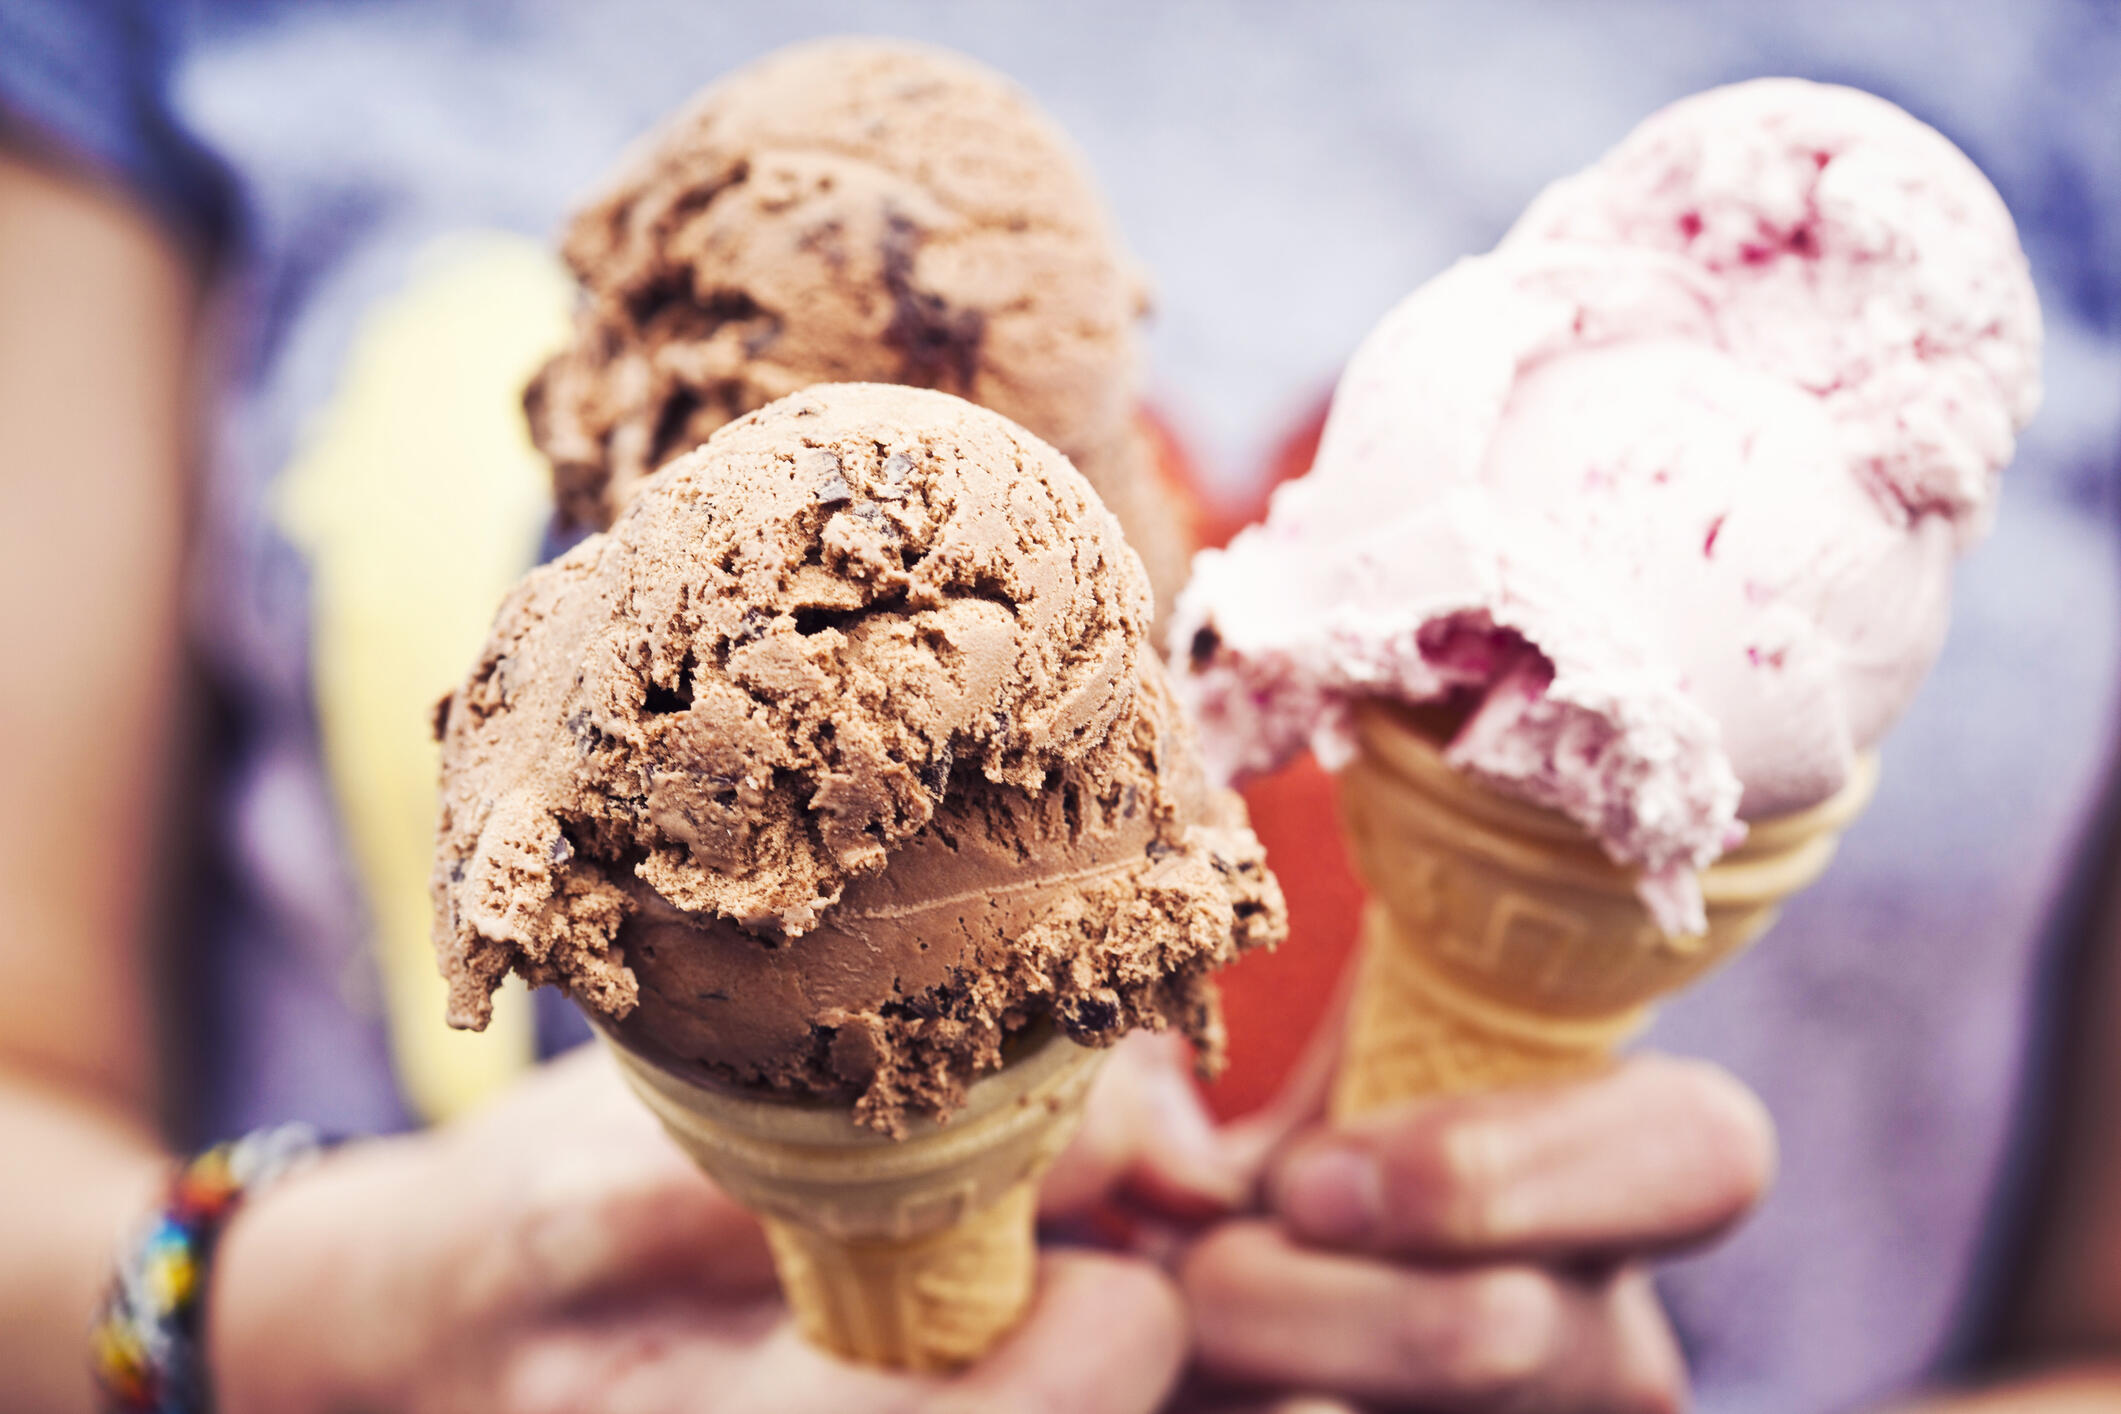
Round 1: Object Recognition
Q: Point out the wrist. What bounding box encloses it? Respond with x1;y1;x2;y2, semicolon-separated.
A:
204;1154;337;1414
207;1130;445;1414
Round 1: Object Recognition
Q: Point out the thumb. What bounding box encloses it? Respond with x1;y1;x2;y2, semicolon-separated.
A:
942;1251;1189;1414
453;1047;777;1311
1042;1032;1249;1221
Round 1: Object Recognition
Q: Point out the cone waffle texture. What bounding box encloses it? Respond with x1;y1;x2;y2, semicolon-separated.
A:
1332;702;1877;1118
599;1023;1105;1370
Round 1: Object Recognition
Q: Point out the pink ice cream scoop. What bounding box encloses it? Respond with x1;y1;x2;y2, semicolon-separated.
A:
1505;78;2041;537
1172;79;2040;934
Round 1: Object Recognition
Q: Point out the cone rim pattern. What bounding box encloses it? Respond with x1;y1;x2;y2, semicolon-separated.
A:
1332;702;1877;1116
597;1021;1107;1369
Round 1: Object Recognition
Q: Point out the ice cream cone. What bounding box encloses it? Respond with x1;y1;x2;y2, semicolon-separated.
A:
596;1020;1106;1370
1331;701;1877;1119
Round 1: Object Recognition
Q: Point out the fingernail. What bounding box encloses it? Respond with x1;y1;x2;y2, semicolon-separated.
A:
1277;1145;1381;1244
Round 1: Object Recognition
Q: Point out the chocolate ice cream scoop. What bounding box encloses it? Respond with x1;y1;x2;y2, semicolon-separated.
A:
433;384;1282;1128
620;658;1281;1131
527;38;1151;535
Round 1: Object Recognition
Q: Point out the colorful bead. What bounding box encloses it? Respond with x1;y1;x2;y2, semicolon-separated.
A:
90;1123;331;1414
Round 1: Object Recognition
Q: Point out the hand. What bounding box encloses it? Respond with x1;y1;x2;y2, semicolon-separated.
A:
1043;1030;1255;1224
209;1046;1186;1413
1178;1056;1775;1413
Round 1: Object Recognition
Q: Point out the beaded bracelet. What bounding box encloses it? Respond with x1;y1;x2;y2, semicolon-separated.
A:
90;1123;333;1414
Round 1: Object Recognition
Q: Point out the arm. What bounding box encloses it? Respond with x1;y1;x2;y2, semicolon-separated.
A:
1885;791;2121;1409
1885;1368;2121;1413
0;146;200;1411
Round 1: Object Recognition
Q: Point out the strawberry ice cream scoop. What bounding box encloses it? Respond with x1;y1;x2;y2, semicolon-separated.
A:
1172;80;2038;934
1506;77;2041;539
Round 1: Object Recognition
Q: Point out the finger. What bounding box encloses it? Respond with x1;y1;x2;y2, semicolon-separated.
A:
1213;951;1361;1188
502;1130;778;1305
714;1252;1187;1414
1269;1055;1773;1260
495;1253;1188;1414
945;1251;1189;1413
1043;1031;1250;1221
1168;1388;1365;1414
1182;1221;1685;1413
498;1298;925;1414
483;1295;783;1414
453;1051;778;1313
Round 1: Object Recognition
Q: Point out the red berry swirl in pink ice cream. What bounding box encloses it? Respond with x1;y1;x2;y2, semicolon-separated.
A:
1172;79;2040;934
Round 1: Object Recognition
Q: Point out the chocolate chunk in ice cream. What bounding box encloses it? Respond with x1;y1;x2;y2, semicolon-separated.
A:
433;383;1283;1130
526;38;1148;532
620;661;1281;1131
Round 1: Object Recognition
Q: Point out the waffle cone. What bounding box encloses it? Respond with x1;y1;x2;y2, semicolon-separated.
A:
598;1022;1105;1370
1331;701;1877;1119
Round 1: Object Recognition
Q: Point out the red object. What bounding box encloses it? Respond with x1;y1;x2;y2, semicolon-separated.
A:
1143;393;1363;1119
1135;403;1215;553
1205;751;1366;1118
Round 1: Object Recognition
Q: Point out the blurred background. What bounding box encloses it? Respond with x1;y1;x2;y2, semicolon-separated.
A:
4;3;2118;1412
